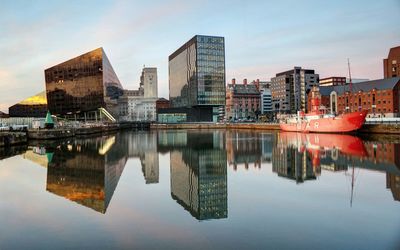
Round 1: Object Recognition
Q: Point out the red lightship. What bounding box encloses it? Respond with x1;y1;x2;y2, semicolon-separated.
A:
279;87;367;133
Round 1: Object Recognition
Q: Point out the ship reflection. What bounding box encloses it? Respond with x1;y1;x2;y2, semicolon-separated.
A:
158;130;228;221
274;132;368;180
274;132;400;203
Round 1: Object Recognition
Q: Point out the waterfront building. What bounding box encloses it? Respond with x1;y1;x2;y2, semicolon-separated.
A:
156;98;170;110
141;67;158;98
310;77;400;117
347;78;370;84
384;46;400;78
45;48;124;119
168;35;225;122
260;88;272;114
225;78;260;120
251;79;271;90
0;111;9;118
118;67;158;122
271;67;319;113
319;76;346;86
119;94;157;122
8;91;47;118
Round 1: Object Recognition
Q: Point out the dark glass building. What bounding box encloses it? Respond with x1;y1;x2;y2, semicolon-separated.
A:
8;91;47;117
168;35;225;122
45;48;123;118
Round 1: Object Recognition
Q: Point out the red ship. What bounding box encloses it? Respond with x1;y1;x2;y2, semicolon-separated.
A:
279;87;367;133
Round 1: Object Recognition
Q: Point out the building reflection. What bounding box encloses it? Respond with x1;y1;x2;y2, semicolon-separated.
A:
226;130;274;171
124;131;159;184
25;134;128;214
274;132;400;202
272;134;318;183
158;130;228;220
0;145;27;160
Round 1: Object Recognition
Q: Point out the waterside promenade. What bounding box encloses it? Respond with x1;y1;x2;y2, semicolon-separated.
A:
151;122;400;134
0;122;399;148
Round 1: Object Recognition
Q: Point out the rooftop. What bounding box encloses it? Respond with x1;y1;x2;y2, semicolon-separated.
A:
227;84;259;95
18;91;47;105
319;77;400;95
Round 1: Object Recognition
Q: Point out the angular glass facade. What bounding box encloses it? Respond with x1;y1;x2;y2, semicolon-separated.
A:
45;48;123;117
169;35;225;121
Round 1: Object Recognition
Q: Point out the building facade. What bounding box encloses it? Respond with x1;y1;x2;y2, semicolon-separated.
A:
310;77;400;117
119;67;159;122
271;67;319;113
140;67;158;98
0;111;9;118
260;88;272;114
9;91;47;117
319;76;346;86
156;98;170;110
169;35;225;122
45;48;123;119
384;46;400;78
225;79;260;120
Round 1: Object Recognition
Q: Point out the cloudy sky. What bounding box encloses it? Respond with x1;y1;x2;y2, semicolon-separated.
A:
0;0;399;112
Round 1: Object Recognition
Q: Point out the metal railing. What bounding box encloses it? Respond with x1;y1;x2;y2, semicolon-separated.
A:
365;118;400;124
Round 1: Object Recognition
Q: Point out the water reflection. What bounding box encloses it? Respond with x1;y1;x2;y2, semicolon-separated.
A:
5;129;400;218
30;136;126;213
158;130;228;220
274;132;400;203
0;144;27;160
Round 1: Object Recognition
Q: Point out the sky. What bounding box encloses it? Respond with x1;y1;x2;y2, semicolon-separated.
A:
0;0;399;113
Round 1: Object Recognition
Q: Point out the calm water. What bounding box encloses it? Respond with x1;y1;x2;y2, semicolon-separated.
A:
0;130;399;249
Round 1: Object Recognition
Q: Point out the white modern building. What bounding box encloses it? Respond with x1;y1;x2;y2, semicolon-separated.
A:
260;88;272;114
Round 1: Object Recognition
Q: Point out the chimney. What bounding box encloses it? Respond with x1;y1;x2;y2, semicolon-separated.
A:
255;79;260;91
232;78;236;85
243;79;247;85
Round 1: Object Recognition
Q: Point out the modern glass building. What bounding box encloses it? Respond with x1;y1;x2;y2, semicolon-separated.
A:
45;48;123;119
168;35;225;122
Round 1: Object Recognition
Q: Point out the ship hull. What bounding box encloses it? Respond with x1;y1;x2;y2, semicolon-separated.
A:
280;110;368;133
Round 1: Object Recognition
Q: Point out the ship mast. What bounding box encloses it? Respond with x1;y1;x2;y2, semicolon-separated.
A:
347;58;353;112
347;58;352;93
350;160;355;207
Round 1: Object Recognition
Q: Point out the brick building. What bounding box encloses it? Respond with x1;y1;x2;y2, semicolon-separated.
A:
156;98;170;110
384;46;400;78
225;79;261;120
319;76;346;86
308;78;400;117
